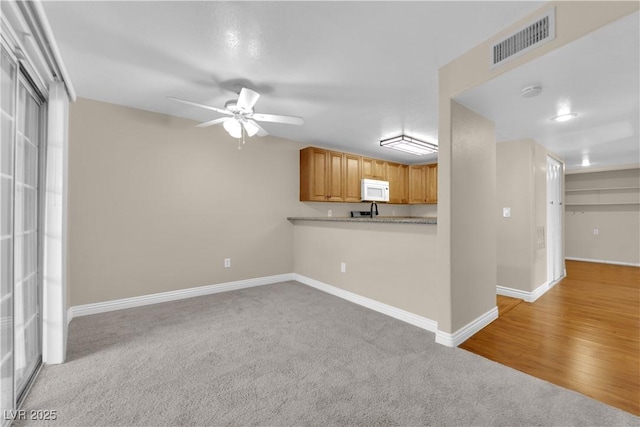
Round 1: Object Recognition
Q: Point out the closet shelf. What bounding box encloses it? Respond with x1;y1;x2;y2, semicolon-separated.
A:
565;202;640;206
565;187;640;192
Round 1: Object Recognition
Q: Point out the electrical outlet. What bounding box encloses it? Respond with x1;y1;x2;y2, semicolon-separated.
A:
340;262;346;273
593;229;599;235
503;207;511;218
224;258;231;268
328;209;333;217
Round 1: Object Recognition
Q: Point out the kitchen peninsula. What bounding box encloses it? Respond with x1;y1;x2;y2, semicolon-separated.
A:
288;215;439;329
287;216;437;224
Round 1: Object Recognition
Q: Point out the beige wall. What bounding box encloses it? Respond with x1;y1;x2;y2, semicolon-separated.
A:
447;101;496;333
293;221;438;319
497;141;533;291
68;98;422;307
496;140;550;293
68;98;310;306
565;169;640;265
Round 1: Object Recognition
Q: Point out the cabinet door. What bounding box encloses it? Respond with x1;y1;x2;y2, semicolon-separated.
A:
398;164;409;204
300;147;329;201
387;162;408;204
426;164;438;203
408;165;426;204
326;151;344;202
373;159;387;180
362;157;387;180
344;154;361;202
362;157;375;179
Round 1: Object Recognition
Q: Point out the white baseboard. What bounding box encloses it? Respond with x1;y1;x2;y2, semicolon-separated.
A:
566;257;640;267
496;285;533;301
435;306;498;348
497;276;566;303
497;281;548;303
67;273;295;324
292;274;438;333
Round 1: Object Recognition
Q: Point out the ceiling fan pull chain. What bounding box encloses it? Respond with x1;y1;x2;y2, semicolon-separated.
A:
237;124;245;150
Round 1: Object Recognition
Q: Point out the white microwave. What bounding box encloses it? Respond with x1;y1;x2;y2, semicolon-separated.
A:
361;179;389;202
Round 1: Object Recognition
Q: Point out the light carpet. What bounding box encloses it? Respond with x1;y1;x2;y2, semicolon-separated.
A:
16;281;639;426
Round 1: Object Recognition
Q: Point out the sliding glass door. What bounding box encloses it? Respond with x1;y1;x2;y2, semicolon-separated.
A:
1;44;45;424
14;72;44;398
1;45;17;424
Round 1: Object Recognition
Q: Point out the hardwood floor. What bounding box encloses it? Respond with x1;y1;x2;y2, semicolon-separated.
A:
496;294;523;317
460;260;640;416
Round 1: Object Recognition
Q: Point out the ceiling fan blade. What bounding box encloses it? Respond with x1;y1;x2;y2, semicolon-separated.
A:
237;88;260;111
246;119;269;137
251;113;304;125
167;96;232;116
195;117;229;128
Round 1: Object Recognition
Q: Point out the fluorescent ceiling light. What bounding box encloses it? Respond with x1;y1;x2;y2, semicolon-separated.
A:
380;135;438;156
550;113;578;122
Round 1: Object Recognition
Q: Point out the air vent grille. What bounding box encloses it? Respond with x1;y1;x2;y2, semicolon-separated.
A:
492;9;555;67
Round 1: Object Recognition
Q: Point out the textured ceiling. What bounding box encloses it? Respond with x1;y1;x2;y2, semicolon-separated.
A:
42;1;547;164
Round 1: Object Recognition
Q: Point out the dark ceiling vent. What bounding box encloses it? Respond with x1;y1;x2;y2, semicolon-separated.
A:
492;9;555;68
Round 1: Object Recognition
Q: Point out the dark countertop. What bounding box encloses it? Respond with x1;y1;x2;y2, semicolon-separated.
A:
287;216;437;225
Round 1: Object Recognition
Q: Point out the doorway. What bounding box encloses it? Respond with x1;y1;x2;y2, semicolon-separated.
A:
546;155;563;284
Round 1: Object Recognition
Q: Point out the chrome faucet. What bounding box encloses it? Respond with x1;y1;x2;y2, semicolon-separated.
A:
370;201;378;218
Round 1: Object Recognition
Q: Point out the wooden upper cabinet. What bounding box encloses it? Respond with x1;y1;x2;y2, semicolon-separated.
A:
343;154;362;202
387;162;408;204
300;146;436;204
408;165;427;204
300;147;344;202
408;164;438;204
362;157;387;180
326;150;344;202
426;164;438;203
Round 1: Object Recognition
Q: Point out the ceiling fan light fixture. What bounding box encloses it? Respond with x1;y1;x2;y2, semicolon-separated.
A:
223;118;242;138
380;135;438;156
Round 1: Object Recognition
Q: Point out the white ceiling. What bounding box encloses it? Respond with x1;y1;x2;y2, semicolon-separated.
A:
455;11;640;171
42;1;546;164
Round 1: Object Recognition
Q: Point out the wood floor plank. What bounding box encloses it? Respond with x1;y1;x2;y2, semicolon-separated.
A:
496;295;523;317
460;260;640;416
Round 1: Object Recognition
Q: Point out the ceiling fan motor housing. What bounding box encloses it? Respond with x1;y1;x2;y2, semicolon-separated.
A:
225;100;253;115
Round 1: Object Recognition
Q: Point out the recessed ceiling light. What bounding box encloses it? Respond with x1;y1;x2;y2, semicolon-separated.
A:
550;113;578;122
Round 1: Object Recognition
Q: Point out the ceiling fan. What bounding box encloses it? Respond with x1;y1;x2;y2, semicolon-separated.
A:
168;87;304;140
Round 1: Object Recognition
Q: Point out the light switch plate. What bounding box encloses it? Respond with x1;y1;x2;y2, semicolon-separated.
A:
503;207;511;218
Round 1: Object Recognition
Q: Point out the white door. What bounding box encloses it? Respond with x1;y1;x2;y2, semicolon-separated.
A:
546;156;563;283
